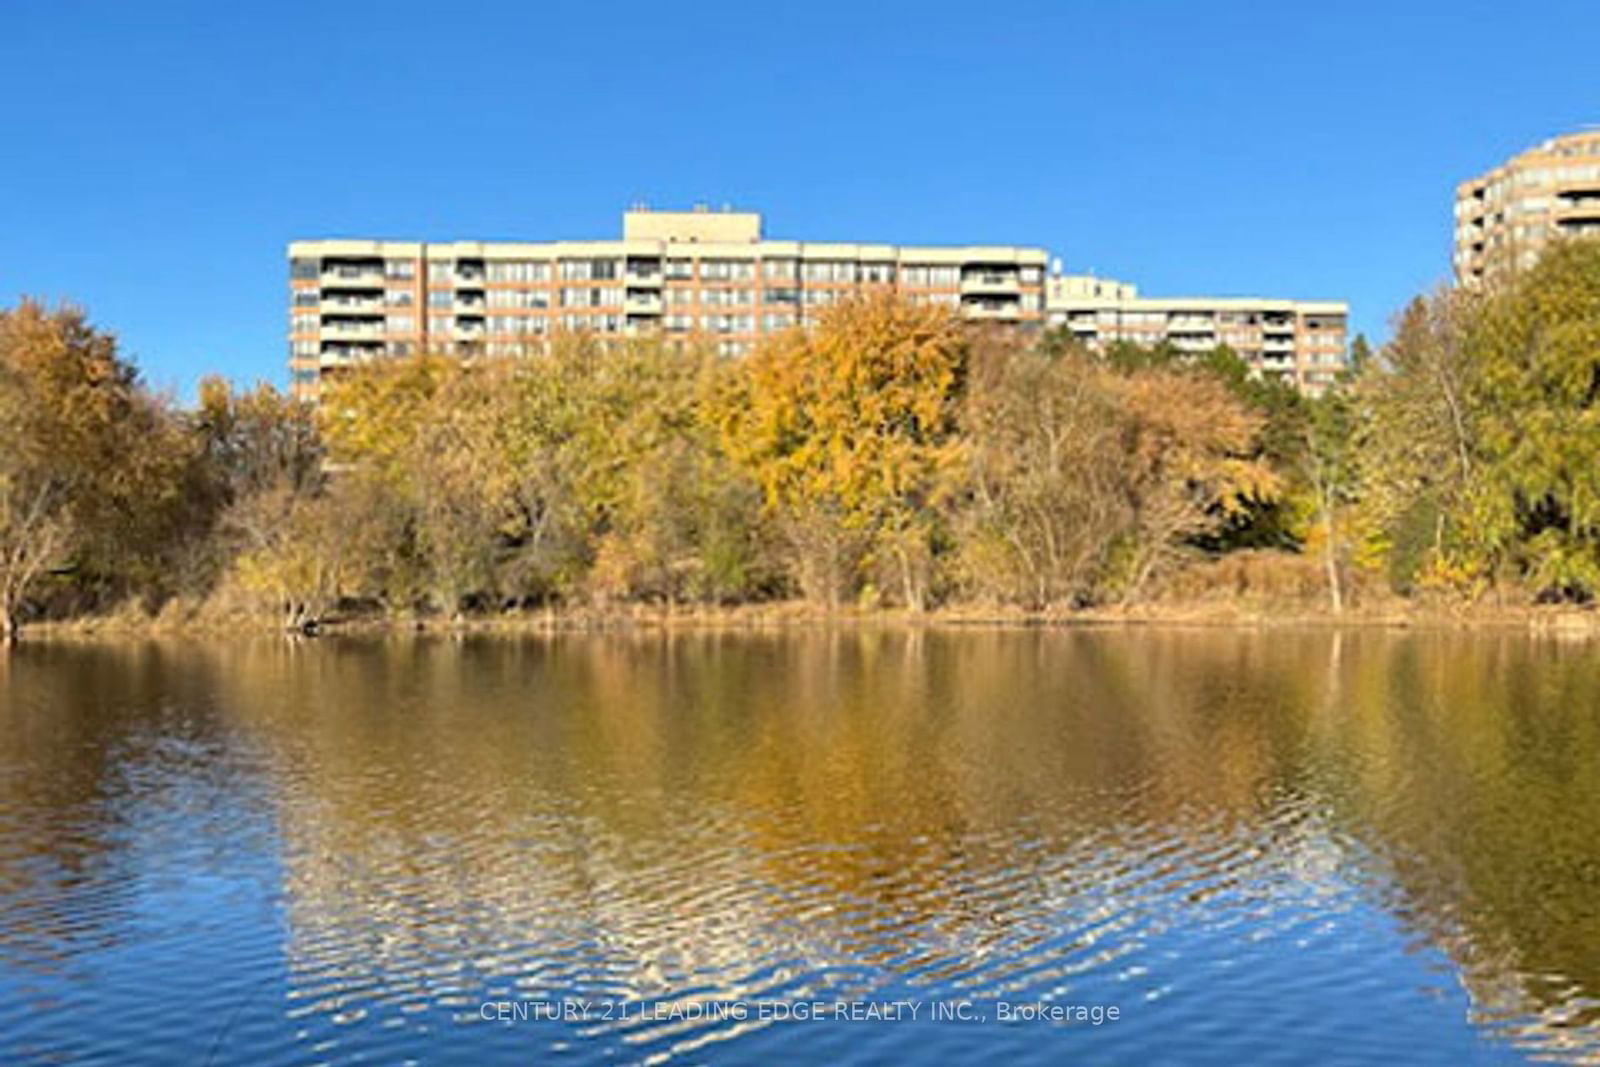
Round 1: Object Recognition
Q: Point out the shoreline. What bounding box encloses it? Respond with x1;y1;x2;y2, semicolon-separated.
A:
14;598;1600;640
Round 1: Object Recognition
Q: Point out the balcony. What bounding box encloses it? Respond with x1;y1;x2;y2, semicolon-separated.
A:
320;295;383;314
322;319;385;339
320;268;383;288
625;261;663;286
960;271;1021;294
625;291;663;314
961;299;1021;321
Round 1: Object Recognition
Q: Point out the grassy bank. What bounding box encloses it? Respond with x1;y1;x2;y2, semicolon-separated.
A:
19;593;1600;639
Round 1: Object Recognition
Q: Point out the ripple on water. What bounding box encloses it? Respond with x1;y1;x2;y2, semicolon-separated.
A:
3;631;1598;1064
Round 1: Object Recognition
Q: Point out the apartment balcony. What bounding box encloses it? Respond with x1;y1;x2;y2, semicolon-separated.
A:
1262;336;1295;353
961;299;1021;321
320;296;383;314
625;291;663;314
320;267;384;287
960;271;1021;294
319;340;383;366
453;297;487;313
321;319;385;340
1555;201;1600;224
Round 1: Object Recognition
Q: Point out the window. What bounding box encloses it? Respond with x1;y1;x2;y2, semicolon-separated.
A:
763;259;797;281
385;259;415;279
427;261;453;282
291;340;318;357
293;290;319;307
665;258;693;279
803;260;854;283
764;287;799;304
560;287;622;308
292;314;318;333
387;314;414;333
427;291;452;308
488;289;550;309
487;260;551;283
290;258;319;280
904;264;958;286
859;262;894;284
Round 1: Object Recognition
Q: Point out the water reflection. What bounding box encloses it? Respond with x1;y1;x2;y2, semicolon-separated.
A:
1;630;1598;1063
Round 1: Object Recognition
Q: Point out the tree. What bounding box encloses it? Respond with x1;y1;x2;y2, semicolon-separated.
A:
1297;386;1359;612
716;295;968;609
0;301;192;636
1108;365;1279;602
956;337;1128;608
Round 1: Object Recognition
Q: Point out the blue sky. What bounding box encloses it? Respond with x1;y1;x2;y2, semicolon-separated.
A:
2;0;1596;399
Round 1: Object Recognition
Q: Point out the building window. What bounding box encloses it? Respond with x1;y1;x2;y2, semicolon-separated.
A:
487;260;551;283
427;261;453;282
385;259;415;279
290;258;319;280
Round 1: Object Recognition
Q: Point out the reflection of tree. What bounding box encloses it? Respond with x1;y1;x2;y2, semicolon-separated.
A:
7;630;1598;1060
0;643;215;974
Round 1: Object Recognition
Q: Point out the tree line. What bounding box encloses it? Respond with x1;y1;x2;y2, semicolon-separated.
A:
4;239;1600;635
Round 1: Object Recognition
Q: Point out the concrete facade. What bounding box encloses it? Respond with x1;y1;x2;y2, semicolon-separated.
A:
1455;130;1600;287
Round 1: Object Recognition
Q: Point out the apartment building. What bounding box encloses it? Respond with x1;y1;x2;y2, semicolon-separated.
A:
1454;129;1600;287
1045;274;1349;394
288;208;1048;402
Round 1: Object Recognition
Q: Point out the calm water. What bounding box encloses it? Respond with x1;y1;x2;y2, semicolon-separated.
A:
2;629;1599;1065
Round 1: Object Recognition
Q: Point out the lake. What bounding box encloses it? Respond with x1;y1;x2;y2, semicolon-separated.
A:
1;629;1598;1064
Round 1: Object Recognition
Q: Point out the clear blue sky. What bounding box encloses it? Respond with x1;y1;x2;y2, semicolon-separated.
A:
2;0;1597;400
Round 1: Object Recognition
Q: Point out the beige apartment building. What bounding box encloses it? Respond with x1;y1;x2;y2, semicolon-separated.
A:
1044;274;1349;394
1454;129;1600;286
288;208;1048;401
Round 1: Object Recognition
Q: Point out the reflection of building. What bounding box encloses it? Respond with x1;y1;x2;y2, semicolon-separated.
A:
287;209;1049;402
1454;129;1600;287
1044;275;1349;394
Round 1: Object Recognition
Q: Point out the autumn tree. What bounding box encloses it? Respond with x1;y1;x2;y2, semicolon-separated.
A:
716;295;968;609
0;301;193;635
956;336;1129;607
